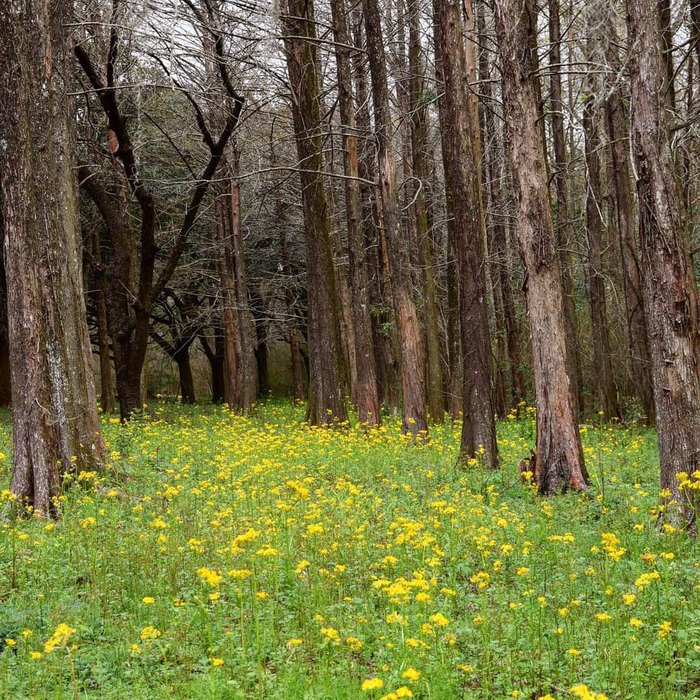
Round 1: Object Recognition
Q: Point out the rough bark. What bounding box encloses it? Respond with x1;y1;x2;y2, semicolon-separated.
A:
583;85;621;420
434;0;498;467
548;0;583;416
352;9;399;413
605;87;655;423
363;0;427;438
330;0;381;426
408;0;444;426
494;0;587;493
627;0;700;523
478;0;525;410
0;0;104;515
283;0;347;425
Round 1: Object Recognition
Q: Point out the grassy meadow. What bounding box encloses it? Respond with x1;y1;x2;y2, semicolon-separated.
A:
0;402;699;699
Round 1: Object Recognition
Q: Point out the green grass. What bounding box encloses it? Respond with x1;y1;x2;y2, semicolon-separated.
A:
0;401;698;699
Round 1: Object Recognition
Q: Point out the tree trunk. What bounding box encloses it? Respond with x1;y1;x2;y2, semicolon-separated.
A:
408;0;444;426
363;0;427;438
0;223;11;407
434;0;498;467
494;0;587;493
583;87;621;420
283;0;347;425
330;0;381;426
548;0;584;416
0;0;104;515
351;9;398;413
230;145;257;410
174;348;196;405
627;0;700;522
216;186;244;412
604;82;655;423
89;228;115;414
478;0;525;410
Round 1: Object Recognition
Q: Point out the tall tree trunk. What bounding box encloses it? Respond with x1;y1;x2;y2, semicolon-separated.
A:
89;228;115;414
548;0;584;415
0;0;104;515
330;0;381;426
283;0;347;425
363;0;427;438
604;56;655;423
352;9;398;413
230;144;257;410
408;0;444;425
583;86;621;420
478;0;525;410
627;0;700;522
494;0;587;493
217;183;244;411
434;0;498;467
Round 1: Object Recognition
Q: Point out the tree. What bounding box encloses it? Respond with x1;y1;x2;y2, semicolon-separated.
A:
433;0;498;468
282;0;348;425
627;0;700;524
330;0;381;426
363;0;428;438
76;0;244;420
548;0;584;416
494;0;587;492
0;0;104;515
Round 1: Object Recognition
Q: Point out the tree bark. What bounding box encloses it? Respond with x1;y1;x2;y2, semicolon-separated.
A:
283;0;347;425
330;0;381;426
408;0;444;426
0;0;104;515
548;0;584;416
583;86;621;420
494;0;587;493
604;83;655;424
627;0;700;522
363;0;427;438
434;0;498;467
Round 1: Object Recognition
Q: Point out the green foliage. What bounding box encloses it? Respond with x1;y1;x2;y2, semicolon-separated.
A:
0;403;698;699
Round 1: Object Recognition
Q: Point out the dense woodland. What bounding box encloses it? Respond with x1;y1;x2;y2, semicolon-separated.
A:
0;0;700;521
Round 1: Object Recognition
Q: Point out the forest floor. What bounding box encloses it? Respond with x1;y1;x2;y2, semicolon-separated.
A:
0;402;699;699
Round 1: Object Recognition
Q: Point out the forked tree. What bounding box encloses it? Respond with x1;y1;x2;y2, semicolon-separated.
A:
493;0;587;492
0;0;104;515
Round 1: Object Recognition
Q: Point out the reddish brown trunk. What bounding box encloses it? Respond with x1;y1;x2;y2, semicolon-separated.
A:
363;0;427;438
494;0;587;493
330;0;381;426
